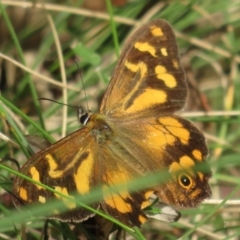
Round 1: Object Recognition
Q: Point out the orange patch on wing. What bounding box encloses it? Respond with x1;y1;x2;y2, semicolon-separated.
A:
19;187;28;201
150;26;164;36
172;59;179;69
29;166;43;189
74;152;94;194
179;155;195;169
139;214;148;224
159;117;190;144
134;41;157;57
141;190;154;209
103;168;133;213
160;48;168;56
169;155;195;177
54;186;76;209
144;123;175;148
198;172;204;181
126;88;166;114
190;188;201;198
39;195;46;203
124;61;147;77
169;162;182;174
155;65;177;88
46;154;63;178
103;185;132;214
192;149;203;162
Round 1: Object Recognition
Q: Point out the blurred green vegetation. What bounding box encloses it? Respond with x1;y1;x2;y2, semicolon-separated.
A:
0;0;240;239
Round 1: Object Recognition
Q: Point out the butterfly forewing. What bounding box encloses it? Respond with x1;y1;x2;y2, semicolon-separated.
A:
12;19;211;228
100;19;186;118
12;128;99;222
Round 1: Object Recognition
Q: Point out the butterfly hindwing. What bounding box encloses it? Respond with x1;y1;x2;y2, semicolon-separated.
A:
109;115;211;207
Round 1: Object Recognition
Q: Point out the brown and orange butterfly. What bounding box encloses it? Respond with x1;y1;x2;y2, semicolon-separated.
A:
12;19;211;227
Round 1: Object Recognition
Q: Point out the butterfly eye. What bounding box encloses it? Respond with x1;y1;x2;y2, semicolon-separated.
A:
80;113;90;125
178;174;192;188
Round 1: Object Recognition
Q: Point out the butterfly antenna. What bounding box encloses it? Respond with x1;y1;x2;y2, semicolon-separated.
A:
38;98;78;109
74;59;89;112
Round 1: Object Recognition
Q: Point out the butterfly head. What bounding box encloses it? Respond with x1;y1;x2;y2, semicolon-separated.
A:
78;107;92;126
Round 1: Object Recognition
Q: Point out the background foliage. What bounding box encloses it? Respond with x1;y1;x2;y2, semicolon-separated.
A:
0;0;240;239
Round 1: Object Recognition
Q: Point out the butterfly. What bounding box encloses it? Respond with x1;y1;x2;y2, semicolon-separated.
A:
12;19;211;227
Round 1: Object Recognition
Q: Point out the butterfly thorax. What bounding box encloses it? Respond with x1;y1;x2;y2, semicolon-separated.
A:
85;113;113;143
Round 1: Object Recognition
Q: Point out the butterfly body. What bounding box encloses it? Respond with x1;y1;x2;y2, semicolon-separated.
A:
12;19;211;227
